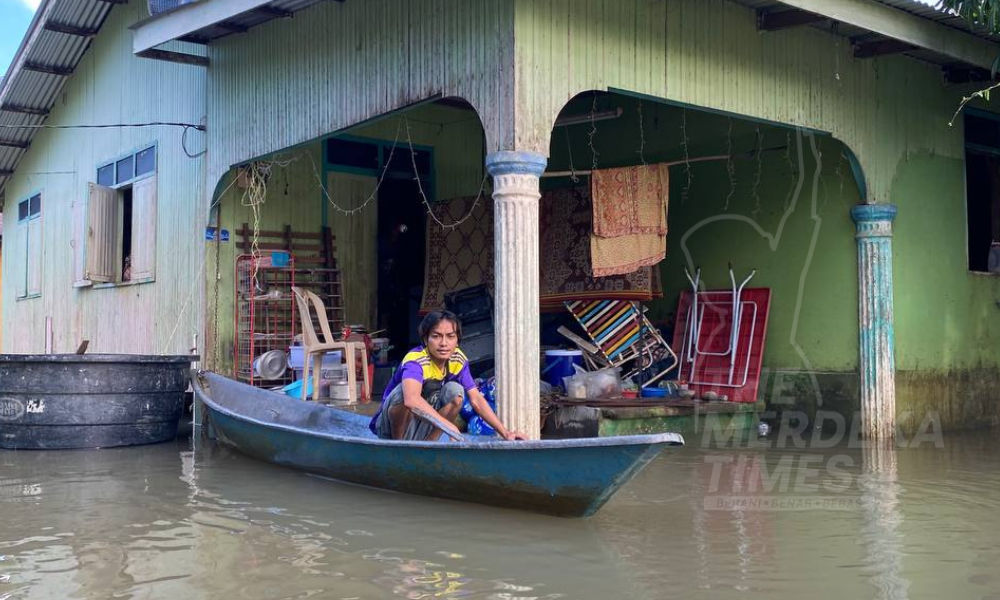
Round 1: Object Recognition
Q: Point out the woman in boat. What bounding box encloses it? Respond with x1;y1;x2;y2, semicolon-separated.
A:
369;311;525;441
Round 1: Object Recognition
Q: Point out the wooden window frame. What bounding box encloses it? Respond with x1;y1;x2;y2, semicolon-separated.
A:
79;144;158;288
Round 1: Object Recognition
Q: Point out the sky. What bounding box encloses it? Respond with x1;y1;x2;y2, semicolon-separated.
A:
1;0;38;78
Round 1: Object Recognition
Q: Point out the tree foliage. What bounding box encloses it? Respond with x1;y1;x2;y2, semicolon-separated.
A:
940;1;1000;35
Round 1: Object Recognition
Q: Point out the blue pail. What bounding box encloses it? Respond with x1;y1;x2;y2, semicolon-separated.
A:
542;349;584;389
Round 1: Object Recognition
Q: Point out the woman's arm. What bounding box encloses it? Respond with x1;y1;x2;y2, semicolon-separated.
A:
401;378;460;434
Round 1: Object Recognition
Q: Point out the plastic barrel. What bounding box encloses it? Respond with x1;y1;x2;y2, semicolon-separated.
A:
542;349;584;389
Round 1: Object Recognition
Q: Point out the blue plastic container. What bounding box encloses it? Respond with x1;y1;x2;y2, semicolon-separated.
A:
281;378;313;398
466;415;497;436
542;349;584;389
461;377;497;422
640;386;670;398
271;251;290;268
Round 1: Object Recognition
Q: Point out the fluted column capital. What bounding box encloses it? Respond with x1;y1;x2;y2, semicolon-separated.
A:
485;151;548;178
851;204;897;239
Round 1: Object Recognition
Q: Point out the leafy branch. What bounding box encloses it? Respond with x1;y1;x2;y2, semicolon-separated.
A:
950;81;1000;125
940;1;1000;33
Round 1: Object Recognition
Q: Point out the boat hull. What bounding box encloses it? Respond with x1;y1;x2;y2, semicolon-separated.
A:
195;372;683;517
0;354;194;450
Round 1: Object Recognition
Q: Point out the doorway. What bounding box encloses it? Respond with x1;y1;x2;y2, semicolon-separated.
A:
377;176;427;359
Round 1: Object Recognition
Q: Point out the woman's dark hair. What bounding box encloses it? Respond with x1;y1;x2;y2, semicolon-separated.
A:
418;310;462;345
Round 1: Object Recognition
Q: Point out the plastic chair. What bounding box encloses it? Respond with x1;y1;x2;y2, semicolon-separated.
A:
291;286;370;403
560;299;679;388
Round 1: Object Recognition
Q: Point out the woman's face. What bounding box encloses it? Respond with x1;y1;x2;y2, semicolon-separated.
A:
426;319;459;361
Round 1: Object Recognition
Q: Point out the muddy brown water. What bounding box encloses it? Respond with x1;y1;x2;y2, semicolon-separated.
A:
1;428;998;599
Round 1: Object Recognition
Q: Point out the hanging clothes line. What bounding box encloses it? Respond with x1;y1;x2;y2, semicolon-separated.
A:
541;145;788;178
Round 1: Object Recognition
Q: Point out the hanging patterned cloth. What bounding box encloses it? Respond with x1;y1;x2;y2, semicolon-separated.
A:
589;163;669;277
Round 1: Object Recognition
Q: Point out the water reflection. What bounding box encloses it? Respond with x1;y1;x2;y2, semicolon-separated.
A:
859;443;908;600
2;429;999;599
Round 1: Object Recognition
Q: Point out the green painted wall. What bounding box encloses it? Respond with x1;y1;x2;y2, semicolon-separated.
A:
0;0;206;355
207;104;486;373
512;0;967;205
892;151;1000;371
548;96;861;373
519;0;1000;429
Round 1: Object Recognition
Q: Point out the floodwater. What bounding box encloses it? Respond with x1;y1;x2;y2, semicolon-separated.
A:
1;426;998;600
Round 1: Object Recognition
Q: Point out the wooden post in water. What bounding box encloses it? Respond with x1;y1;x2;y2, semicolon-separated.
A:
851;204;898;441
486;151;548;440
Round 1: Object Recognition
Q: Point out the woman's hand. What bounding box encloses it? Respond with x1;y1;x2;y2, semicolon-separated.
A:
468;388;528;441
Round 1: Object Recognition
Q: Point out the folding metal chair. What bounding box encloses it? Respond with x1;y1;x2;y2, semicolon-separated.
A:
559;299;679;387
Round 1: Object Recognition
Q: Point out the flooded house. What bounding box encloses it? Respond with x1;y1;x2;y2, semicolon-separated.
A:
2;0;1000;440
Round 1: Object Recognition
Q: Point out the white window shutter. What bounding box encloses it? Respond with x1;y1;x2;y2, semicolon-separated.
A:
86;183;117;283
130;175;157;281
72;190;91;287
26;216;42;296
16;221;27;298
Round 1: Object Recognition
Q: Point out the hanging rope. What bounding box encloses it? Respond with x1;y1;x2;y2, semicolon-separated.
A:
239;162;269;293
751;127;764;216
783;130;798;210
588;93;600;171
636;101;648;167
724;118;737;211
235;154;298;291
680;109;692;203
404;117;490;230
564;126;580;184
310;121;401;217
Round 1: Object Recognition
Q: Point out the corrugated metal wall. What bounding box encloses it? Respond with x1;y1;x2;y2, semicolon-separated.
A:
512;0;967;204
205;0;514;194
0;0;206;354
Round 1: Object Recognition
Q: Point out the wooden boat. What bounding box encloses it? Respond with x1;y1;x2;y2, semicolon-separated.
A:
193;371;683;517
0;354;195;450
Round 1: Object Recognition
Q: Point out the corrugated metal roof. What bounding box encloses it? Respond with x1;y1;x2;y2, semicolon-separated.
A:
873;0;1000;43
1;0;329;200
0;0;117;199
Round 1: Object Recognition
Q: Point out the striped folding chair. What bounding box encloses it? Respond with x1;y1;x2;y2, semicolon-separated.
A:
561;299;679;387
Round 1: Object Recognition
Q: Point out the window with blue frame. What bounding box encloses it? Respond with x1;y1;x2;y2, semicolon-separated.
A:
325;137;434;187
16;192;42;299
97;144;156;188
85;145;158;285
964;110;1000;273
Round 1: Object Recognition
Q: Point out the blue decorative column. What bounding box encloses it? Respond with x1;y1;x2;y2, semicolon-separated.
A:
851;204;898;441
486;151;548;440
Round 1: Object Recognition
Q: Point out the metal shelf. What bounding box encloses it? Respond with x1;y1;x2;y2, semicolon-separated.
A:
233;224;346;388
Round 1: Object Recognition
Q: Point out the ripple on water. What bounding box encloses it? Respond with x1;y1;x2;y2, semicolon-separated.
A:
1;432;999;599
